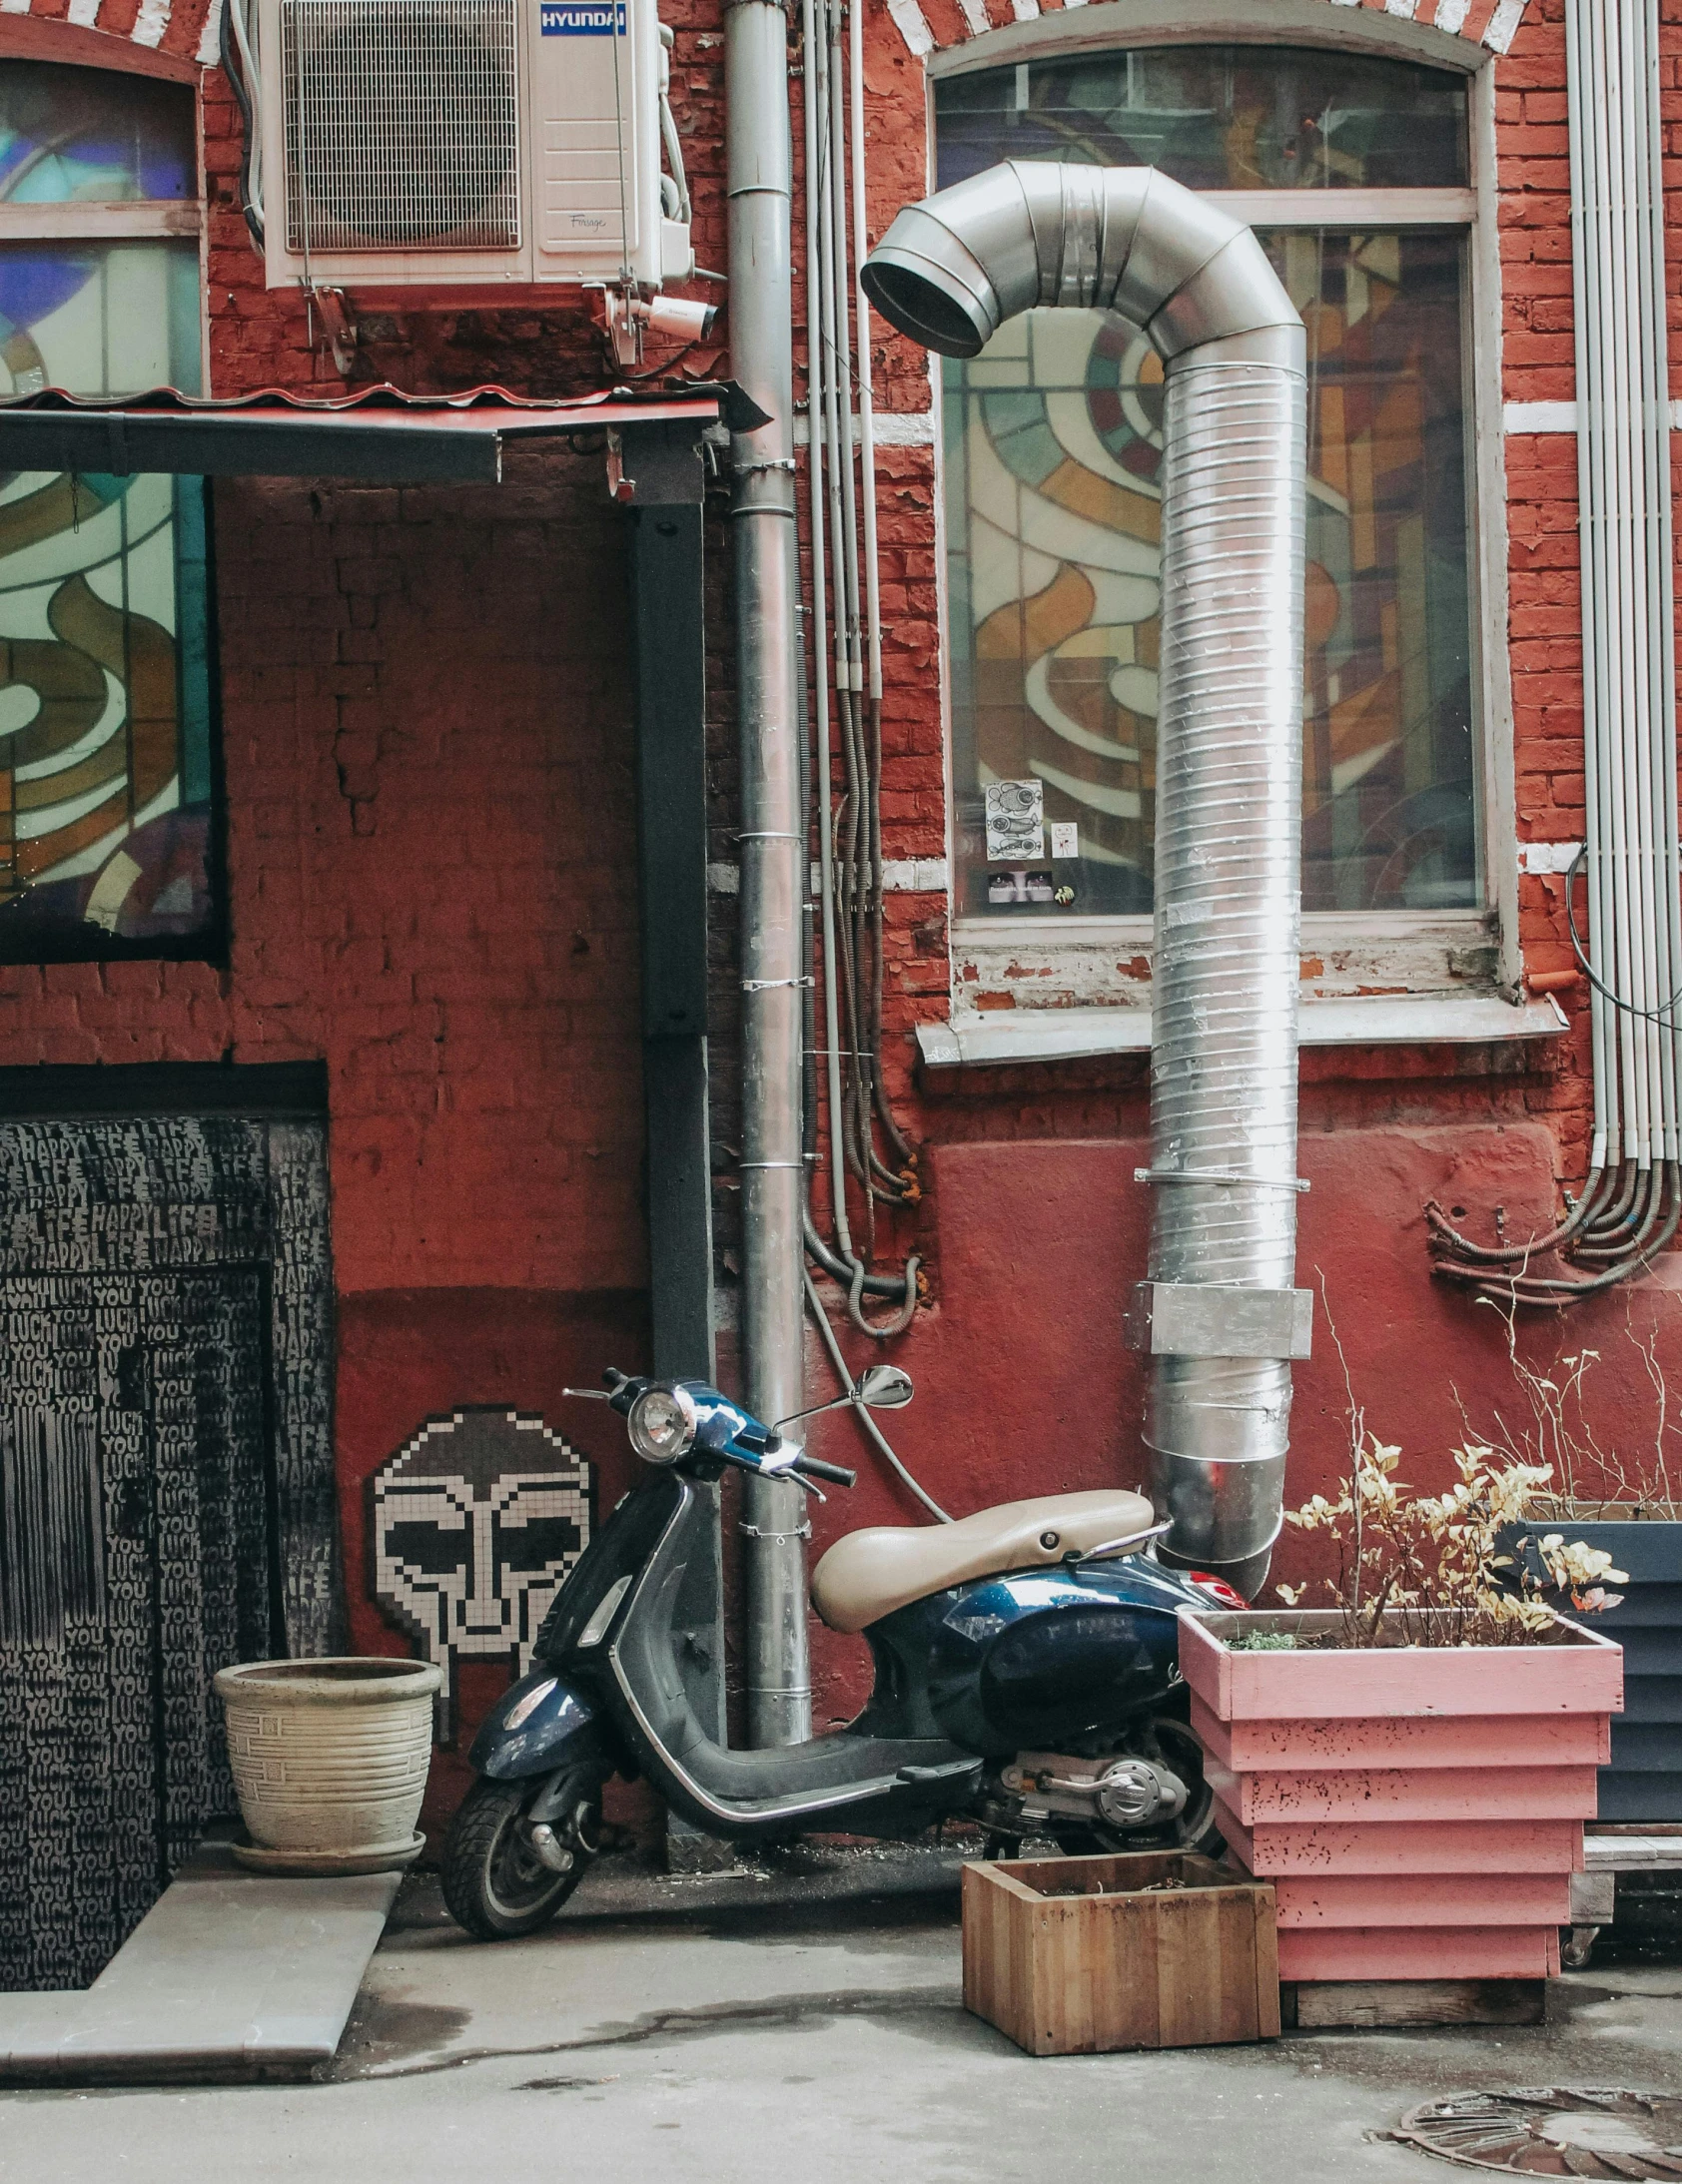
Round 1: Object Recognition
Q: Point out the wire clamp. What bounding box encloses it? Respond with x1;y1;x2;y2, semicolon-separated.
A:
738;1520;813;1543
734;456;798;475
741;976;815;992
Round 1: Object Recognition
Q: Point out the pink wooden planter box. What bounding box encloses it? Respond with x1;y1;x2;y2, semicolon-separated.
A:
1178;1609;1623;1984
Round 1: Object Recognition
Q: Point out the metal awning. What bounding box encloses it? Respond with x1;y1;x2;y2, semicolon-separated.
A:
0;380;761;481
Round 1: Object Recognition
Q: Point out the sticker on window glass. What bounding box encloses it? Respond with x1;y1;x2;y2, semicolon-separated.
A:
1050;822;1079;861
987;870;1055;906
985;779;1044;863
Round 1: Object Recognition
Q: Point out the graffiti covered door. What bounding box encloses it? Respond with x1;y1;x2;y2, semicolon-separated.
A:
0;1113;336;1991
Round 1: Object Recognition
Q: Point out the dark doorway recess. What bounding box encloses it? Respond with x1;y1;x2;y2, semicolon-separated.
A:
0;1091;339;1990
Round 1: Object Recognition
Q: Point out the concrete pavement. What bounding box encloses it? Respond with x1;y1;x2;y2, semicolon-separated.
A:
4;1846;1682;2184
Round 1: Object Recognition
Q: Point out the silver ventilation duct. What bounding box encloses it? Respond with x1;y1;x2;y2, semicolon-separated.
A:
863;161;1311;1598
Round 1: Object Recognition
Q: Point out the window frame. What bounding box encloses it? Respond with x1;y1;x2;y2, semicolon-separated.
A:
0;30;223;968
925;7;1520;1012
0;26;211;393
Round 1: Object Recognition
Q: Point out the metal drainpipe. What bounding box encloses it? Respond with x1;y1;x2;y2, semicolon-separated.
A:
863;161;1309;1598
726;0;813;1746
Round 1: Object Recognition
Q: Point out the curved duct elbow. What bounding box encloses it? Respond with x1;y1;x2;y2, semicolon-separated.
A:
865;164;1309;1601
860;160;1302;371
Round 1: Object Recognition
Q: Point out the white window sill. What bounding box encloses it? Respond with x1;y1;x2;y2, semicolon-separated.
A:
916;991;1569;1069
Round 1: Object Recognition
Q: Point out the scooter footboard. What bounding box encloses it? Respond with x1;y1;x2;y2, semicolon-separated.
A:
468;1668;613;1782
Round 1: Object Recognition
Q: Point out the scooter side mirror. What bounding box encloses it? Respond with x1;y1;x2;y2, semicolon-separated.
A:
856;1364;914;1411
767;1363;916;1436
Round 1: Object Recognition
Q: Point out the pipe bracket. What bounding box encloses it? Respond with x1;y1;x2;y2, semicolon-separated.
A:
1125;1281;1313;1361
1135;1166;1309;1193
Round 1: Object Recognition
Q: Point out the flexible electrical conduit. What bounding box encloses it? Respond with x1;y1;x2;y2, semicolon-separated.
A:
1427;0;1682;1301
864;162;1307;1594
799;0;920;1340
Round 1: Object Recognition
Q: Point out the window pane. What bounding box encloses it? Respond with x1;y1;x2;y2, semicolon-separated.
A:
936;53;1478;924
0;238;214;959
1294;230;1475;912
944;231;1477;920
938;44;1468;192
0;61;196;204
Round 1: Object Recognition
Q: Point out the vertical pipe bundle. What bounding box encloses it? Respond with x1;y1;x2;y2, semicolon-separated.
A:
801;0;921;1335
1429;0;1682;1300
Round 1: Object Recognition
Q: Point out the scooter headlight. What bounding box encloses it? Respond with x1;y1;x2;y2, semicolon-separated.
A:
627;1383;698;1465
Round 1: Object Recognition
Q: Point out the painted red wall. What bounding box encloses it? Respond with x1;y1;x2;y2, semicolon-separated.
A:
0;0;1671;1796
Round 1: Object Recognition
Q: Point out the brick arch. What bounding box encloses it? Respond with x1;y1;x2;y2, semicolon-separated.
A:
885;0;1535;62
0;1;223;67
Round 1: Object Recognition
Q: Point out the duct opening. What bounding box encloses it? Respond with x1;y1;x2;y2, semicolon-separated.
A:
857;255;986;357
864;160;1310;1597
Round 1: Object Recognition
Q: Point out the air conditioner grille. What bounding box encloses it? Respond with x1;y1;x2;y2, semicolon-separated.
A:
282;0;521;253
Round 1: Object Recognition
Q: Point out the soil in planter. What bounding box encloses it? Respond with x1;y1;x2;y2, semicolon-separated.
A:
1224;1628;1583;1653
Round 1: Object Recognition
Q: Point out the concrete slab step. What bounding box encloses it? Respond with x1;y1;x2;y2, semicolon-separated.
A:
1585;1830;1682;1868
0;1842;402;2084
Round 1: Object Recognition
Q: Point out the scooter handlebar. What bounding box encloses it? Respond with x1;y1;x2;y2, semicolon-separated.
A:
792;1454;857;1488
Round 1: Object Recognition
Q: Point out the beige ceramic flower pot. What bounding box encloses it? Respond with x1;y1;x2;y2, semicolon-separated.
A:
215;1656;442;1875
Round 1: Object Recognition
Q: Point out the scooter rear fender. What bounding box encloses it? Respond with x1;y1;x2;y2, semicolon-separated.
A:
469;1668;609;1782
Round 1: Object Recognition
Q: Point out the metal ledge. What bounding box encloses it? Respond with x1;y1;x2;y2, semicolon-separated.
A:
916;991;1570;1070
0;382;763;483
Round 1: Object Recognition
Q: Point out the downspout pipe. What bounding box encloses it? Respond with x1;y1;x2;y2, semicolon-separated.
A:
863;162;1310;1598
727;0;813;1744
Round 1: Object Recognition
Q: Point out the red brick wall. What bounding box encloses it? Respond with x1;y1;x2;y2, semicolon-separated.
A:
828;3;1612;1251
0;6;728;1769
0;0;1672;1752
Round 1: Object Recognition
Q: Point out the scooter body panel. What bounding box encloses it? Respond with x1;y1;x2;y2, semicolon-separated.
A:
868;1556;1196;1759
469;1668;612;1782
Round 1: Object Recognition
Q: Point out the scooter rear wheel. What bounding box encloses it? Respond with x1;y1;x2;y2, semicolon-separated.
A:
1051;1713;1224;1858
442;1779;591;1940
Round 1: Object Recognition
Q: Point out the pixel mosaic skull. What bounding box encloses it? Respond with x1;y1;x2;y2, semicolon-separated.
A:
373;1409;591;1741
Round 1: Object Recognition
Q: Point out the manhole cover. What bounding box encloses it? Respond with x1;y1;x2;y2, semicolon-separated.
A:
1396;2091;1682;2179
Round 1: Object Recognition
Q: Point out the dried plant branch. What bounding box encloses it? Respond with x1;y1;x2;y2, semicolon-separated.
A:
1460;1294;1682;1519
1274;1435;1628;1648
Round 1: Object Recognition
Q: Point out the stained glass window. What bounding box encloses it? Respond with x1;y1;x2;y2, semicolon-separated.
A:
938;47;1478;921
0;63;215;962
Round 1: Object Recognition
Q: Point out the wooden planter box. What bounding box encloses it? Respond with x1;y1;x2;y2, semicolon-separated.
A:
1178;1608;1623;1986
961;1851;1280;2056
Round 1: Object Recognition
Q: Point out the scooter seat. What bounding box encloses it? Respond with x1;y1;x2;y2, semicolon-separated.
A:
810;1488;1157;1635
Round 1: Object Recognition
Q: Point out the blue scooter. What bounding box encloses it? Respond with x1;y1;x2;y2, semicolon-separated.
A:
442;1366;1245;1939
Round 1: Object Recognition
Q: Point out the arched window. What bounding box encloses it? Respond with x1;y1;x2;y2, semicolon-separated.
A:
937;40;1484;928
0;57;216;962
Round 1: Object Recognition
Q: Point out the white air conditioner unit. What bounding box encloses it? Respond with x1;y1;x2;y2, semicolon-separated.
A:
249;0;692;296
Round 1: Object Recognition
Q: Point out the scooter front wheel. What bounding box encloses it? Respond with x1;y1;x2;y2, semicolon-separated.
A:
442;1779;592;1941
